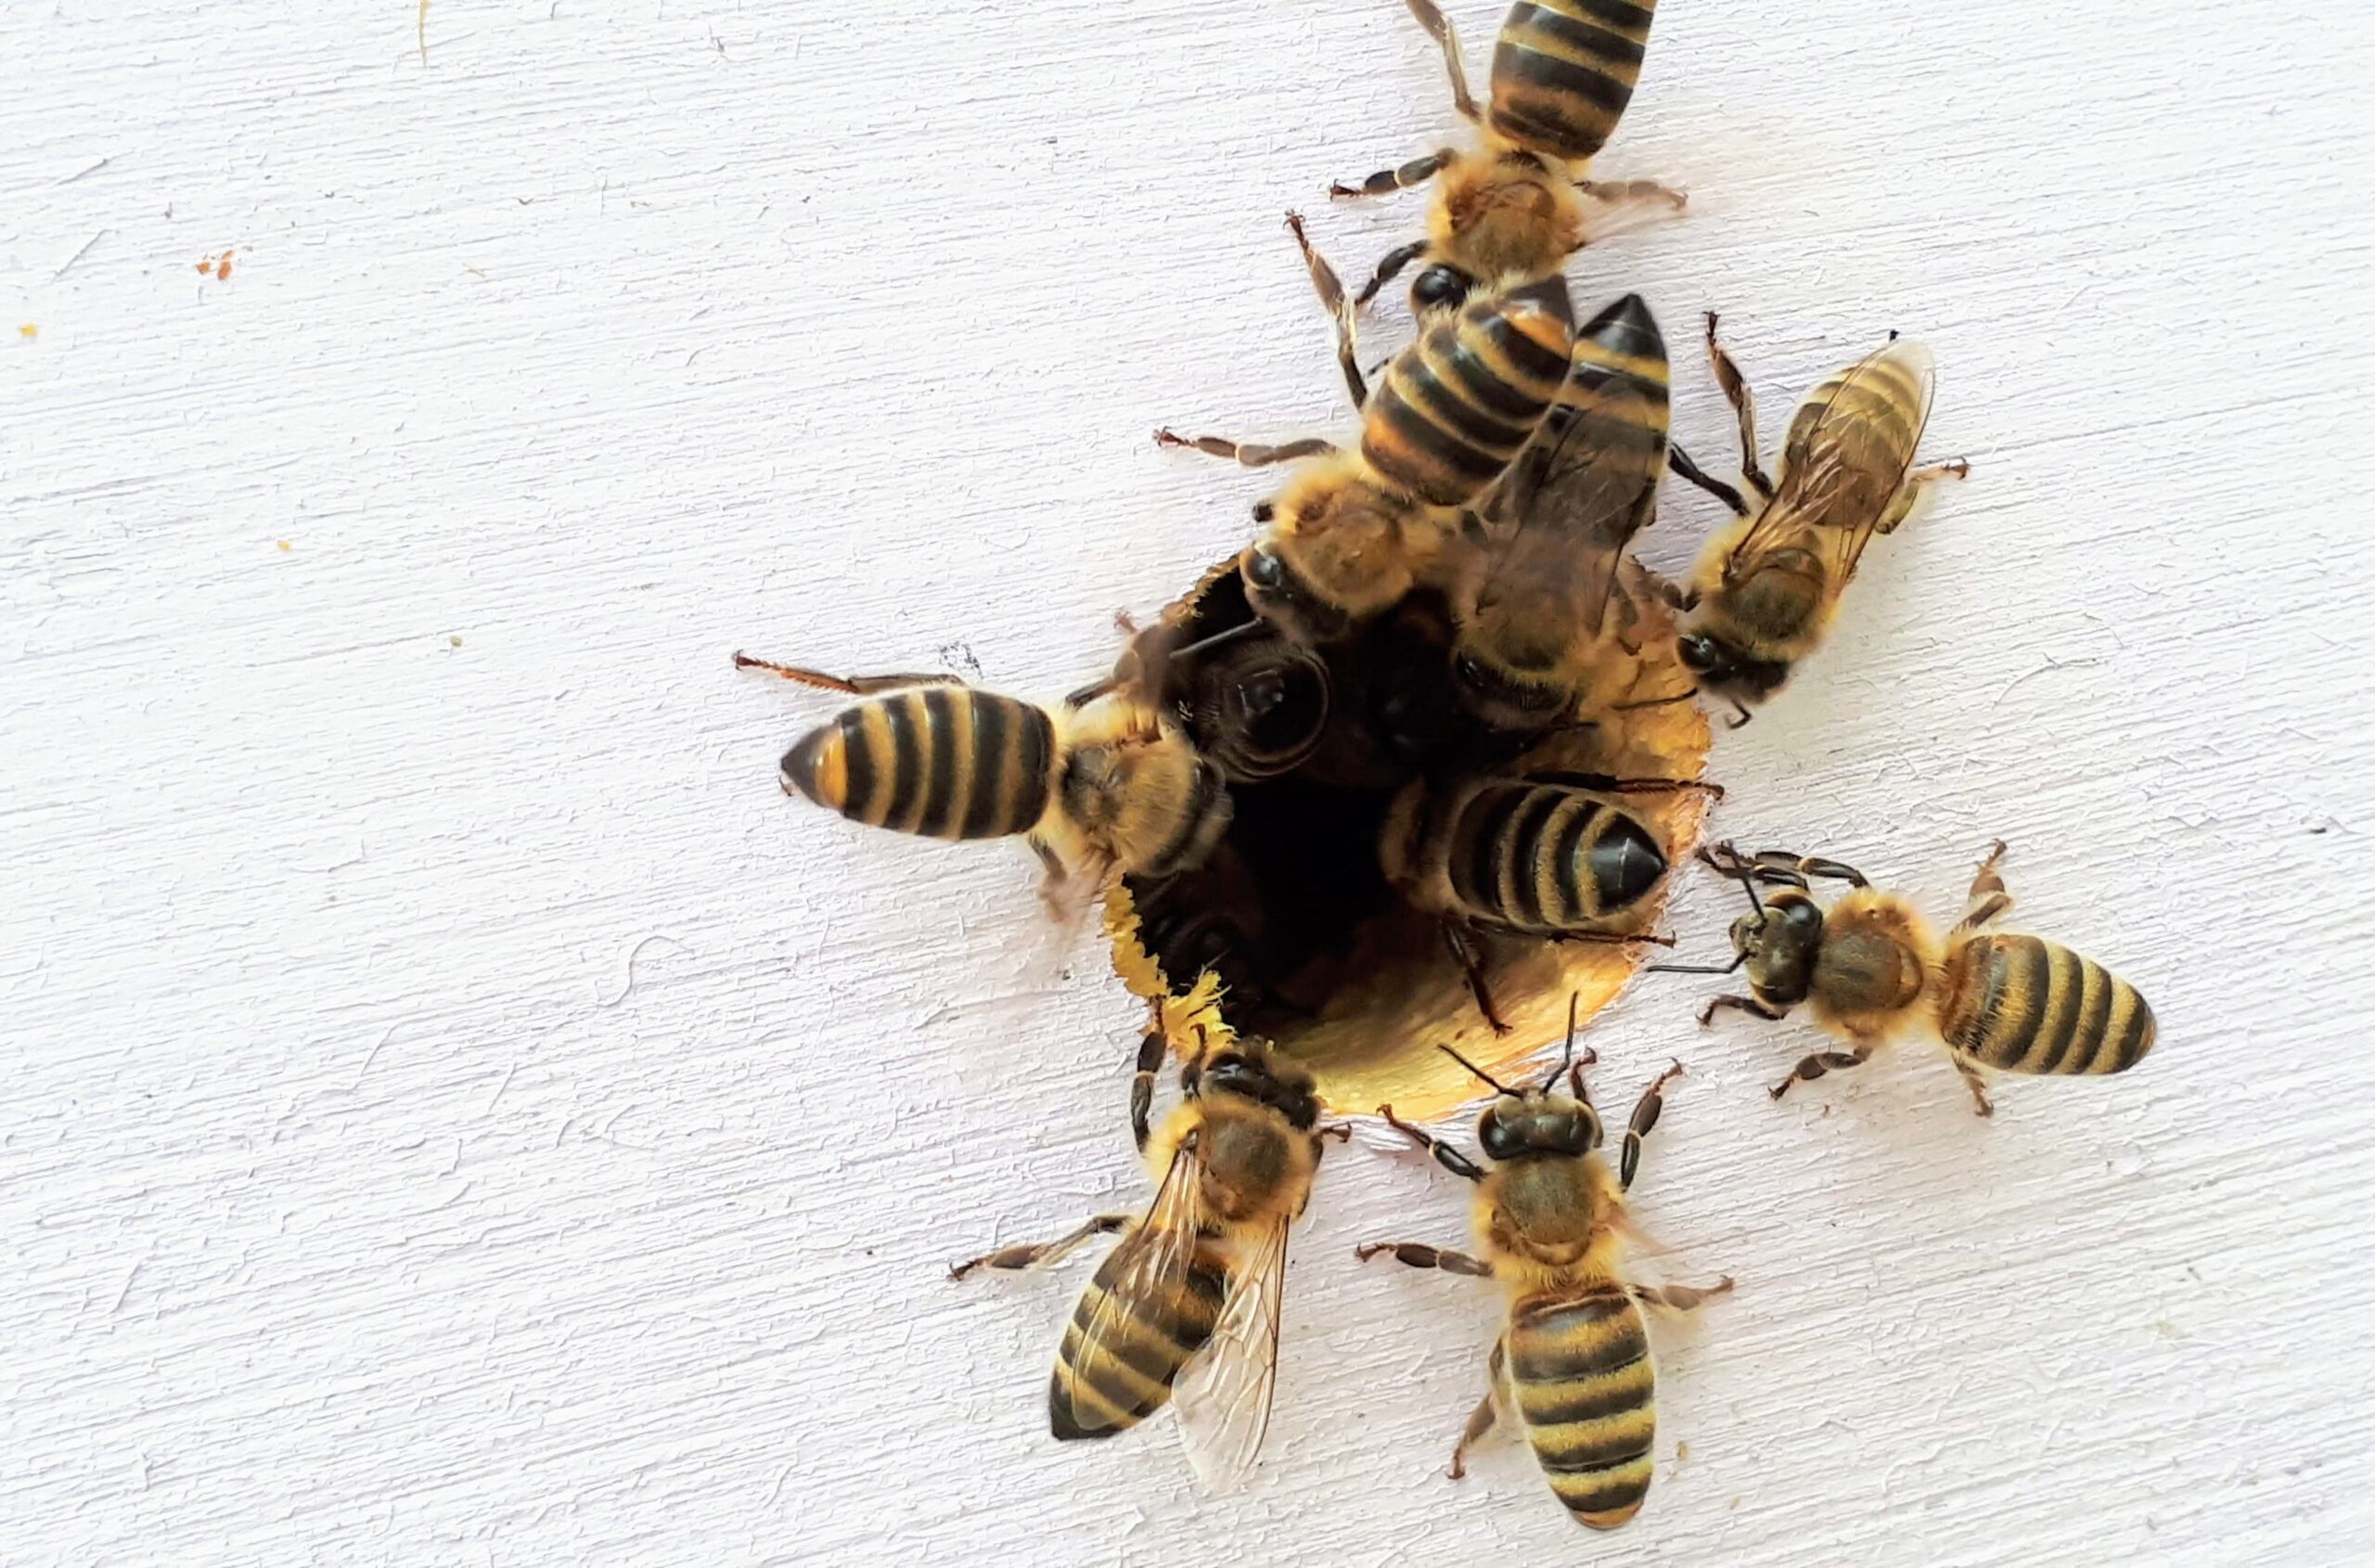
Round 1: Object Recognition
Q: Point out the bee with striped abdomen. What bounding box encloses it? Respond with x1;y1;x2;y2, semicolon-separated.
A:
1449;290;1674;731
738;656;1230;896
1357;1010;1730;1527
1159;234;1574;645
1667;315;1970;725
1332;0;1685;323
1378;769;1713;1031
1657;840;2157;1115
954;984;1346;1490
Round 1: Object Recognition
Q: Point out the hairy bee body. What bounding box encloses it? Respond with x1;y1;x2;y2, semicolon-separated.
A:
779;684;1229;881
1506;1286;1658;1527
1452;291;1672;728
1380;777;1668;937
1246;275;1578;641
1338;0;1675;323
1936;933;2156;1076
1677;334;1953;708
1690;844;2157;1112
784;686;1056;841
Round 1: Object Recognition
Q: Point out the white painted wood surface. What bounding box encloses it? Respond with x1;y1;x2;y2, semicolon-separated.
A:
6;0;2373;1562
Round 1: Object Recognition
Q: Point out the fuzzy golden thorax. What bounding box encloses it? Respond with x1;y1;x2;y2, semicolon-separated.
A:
1245;461;1439;639
1475;1143;1627;1298
1428;146;1585;294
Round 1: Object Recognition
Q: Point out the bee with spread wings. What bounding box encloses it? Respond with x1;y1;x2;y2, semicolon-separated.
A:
1668;315;1970;723
1450;291;1676;733
953;988;1343;1491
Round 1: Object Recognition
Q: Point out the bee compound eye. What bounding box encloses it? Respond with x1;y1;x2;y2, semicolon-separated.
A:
1245;547;1287;590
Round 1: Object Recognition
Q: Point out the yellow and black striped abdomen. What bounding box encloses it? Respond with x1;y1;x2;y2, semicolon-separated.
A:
1363;276;1575;508
1489;0;1658;164
1936;933;2156;1076
1558;290;1670;478
1444;781;1665;932
780;688;1057;840
1508;1288;1658;1528
1048;1240;1227;1440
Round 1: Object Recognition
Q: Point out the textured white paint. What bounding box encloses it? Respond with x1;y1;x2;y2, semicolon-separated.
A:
4;0;2373;1562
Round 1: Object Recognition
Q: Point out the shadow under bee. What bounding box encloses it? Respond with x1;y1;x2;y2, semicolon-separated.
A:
1108;558;1713;1121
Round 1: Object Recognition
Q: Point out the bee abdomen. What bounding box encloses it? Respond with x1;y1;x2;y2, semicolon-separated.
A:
1489;0;1657;164
1048;1247;1227;1439
1559;291;1670;476
1446;782;1665;932
781;688;1056;840
1937;933;2156;1076
1509;1289;1657;1529
1364;276;1576;508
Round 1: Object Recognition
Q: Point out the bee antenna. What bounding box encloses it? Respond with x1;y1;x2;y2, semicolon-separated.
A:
1647;950;1747;976
1164;619;1265;665
1542;991;1579;1092
1436;1044;1515;1098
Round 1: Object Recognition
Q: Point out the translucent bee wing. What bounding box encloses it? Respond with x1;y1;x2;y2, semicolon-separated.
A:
1172;1212;1291;1495
1727;338;1935;588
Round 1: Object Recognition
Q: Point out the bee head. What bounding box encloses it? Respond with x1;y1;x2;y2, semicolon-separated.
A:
1188;629;1331;779
1440;1017;1601;1163
1240;541;1354;643
1185;1038;1320;1131
1451;649;1570;731
1477;1089;1601;1163
1677;631;1791;700
1408;263;1473;320
1733;890;1825;1004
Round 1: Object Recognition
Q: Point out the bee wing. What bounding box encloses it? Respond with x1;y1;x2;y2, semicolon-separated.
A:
1733;338;1936;587
1053;1130;1212;1427
1170;1211;1291;1495
1471;391;1660;649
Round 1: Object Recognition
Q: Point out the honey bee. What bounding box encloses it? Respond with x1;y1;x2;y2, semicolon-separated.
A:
737;655;1231;893
1450;290;1673;730
1159;236;1575;644
1667;315;1970;724
1358;1009;1731;1527
1332;0;1685;320
953;982;1347;1490
1657;841;2157;1115
1378;770;1713;1031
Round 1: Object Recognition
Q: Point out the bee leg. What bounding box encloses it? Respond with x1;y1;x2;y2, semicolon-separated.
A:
1876;457;1972;535
949;1214;1133;1280
1767;1043;1876;1100
1618;1060;1686;1192
1699;993;1789;1029
1739;851;1811;889
1440;920;1514;1035
1129;1022;1167;1152
1787;855;1869;889
732;653;965;694
1284;212;1367;409
1576;177;1688;211
1632;1277;1735;1313
1951;1053;1997;1119
1376;1104;1487;1182
1350;238;1429;310
1151;430;1338;469
1666;443;1752;518
1354;1240;1495;1276
1400;0;1481;121
1449;1339;1509;1481
1702;312;1776;503
1522;769;1725;801
1329;148;1453;200
1951;839;2013;935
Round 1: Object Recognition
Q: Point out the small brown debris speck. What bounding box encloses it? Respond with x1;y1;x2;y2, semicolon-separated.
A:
448;635;464;648
1675;1441;1691;1461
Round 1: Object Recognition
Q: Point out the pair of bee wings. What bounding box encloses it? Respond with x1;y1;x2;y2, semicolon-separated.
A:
1724;338;1937;592
1470;380;1664;649
1055;1129;1291;1496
